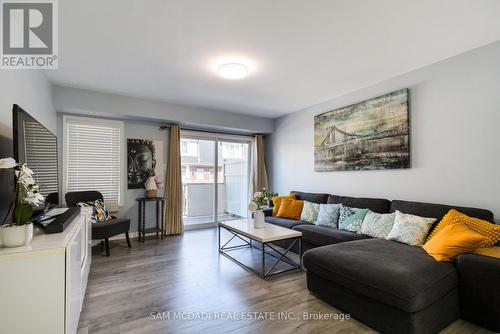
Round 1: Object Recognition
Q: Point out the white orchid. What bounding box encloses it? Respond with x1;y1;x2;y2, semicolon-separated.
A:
19;163;34;175
0;157;17;169
253;191;262;198
24;191;44;206
1;159;44;225
19;174;36;186
15;167;36;187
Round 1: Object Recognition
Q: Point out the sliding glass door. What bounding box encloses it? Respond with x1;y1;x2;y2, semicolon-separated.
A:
218;141;249;222
181;132;250;228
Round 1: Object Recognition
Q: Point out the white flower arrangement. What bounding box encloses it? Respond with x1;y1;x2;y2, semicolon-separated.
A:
248;188;277;212
1;158;44;225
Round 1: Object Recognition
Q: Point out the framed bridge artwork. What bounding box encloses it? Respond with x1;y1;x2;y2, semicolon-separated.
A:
314;89;410;171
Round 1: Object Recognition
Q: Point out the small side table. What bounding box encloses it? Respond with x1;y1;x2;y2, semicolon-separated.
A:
136;197;165;242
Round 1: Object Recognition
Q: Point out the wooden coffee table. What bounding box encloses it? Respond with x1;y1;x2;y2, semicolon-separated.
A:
218;220;302;279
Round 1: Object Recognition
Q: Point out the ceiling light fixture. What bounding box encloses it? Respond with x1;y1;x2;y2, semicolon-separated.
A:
217;63;249;80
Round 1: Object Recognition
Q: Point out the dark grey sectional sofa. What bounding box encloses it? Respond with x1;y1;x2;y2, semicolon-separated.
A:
264;191;499;334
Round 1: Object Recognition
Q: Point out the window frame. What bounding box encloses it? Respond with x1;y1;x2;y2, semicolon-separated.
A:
62;115;125;207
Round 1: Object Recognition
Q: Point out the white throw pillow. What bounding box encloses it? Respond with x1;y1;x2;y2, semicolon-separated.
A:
386;210;437;246
360;211;396;238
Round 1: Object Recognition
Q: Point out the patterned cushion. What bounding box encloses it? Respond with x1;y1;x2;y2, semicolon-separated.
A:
426;209;500;247
387;211;436;246
77;199;112;223
300;201;320;223
338;205;369;233
361;211;396;238
316;203;341;228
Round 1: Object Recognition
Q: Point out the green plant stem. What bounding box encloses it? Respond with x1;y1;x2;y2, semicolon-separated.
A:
12;170;23;225
15;204;22;226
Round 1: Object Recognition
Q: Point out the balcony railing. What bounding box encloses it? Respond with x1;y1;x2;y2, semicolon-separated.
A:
182;182;248;225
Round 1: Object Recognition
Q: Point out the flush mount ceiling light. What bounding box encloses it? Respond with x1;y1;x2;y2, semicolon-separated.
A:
217;63;249;80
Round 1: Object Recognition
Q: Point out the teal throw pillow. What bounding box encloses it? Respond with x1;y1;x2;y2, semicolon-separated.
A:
338;205;369;233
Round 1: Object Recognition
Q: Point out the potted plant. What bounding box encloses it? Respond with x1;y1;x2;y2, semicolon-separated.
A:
248;188;276;228
0;157;44;247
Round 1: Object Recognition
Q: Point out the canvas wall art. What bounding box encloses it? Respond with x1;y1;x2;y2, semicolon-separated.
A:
314;89;410;172
127;139;164;189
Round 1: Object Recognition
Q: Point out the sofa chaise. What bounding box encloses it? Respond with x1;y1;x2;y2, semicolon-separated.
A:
264;191;499;334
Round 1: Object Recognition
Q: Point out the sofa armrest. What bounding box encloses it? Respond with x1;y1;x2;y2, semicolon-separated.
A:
456;254;500;332
263;208;273;217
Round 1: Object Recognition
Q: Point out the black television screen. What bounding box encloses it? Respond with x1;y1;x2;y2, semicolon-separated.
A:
13;104;59;206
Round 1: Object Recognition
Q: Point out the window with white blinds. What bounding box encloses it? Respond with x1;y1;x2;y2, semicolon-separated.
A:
63;116;124;206
23;120;58;197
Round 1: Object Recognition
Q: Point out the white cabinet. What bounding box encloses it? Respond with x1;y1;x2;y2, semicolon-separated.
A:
0;209;91;334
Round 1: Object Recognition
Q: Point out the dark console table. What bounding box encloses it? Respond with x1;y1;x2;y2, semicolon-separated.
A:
136;197;165;242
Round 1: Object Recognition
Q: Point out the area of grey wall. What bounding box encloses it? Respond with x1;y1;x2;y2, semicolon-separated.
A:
120;120;168;233
270;41;500;221
0;71;55;222
52;85;273;134
0;71;55;136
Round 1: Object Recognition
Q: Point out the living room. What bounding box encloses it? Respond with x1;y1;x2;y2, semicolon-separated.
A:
0;1;499;334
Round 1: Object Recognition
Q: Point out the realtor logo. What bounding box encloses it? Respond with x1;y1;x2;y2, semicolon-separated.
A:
1;0;58;69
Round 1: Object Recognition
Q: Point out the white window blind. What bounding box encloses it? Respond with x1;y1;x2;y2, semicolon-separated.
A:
63;116;124;206
23;120;58;197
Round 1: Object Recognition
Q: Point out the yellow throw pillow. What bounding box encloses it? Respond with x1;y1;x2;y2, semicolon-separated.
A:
276;197;304;220
473;246;500;259
426;209;499;247
271;193;296;216
423;222;488;261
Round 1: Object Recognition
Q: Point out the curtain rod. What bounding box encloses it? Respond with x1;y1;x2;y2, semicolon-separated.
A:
159;124;264;137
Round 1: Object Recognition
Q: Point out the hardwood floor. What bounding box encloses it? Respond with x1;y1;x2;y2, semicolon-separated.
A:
78;227;491;334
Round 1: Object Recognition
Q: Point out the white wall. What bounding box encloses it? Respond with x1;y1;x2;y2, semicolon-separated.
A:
269;41;500;221
53;85;273;134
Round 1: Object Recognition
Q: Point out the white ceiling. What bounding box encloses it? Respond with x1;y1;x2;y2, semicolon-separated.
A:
45;0;500;118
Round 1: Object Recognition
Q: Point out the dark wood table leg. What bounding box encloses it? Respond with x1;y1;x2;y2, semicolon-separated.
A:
142;201;146;242
138;201;142;242
160;200;164;239
156;201;159;239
